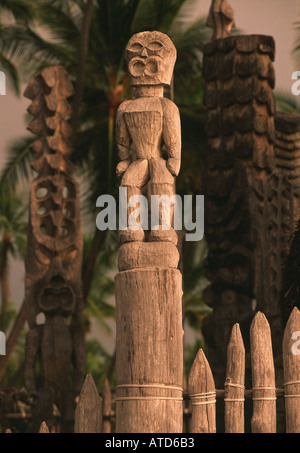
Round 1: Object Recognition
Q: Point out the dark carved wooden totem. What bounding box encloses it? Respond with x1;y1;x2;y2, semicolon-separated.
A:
202;2;300;432
23;66;85;432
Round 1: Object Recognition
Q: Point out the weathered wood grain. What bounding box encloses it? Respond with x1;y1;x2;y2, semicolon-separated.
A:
102;379;112;434
118;241;179;271
283;307;300;433
250;312;276;433
74;374;103;433
224;323;245;433
188;349;216;433
115;267;183;433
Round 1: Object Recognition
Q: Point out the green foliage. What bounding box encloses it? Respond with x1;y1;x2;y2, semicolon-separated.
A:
82;231;116;388
85;338;114;391
275;89;300;113
182;239;211;331
0;188;28;261
0;136;35;192
184;336;205;379
1;300;27;388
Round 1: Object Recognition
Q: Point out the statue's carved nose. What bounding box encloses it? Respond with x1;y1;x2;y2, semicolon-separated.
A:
140;47;148;57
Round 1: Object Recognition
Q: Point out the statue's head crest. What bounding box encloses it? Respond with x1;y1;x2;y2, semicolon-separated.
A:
206;0;235;41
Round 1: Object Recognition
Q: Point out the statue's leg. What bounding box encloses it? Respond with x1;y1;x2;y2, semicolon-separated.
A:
148;158;178;245
59;388;76;433
27;387;54;433
120;159;149;243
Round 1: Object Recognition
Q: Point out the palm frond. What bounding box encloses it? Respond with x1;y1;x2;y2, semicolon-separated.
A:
0;135;35;191
0;53;20;96
34;2;80;45
129;0;158;33
1;25;74;71
0;0;34;23
168;0;203;36
275;89;300;113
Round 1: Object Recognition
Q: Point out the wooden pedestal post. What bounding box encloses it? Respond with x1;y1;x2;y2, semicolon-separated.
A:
115;243;183;433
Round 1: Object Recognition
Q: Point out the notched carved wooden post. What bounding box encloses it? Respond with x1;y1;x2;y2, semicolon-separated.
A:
23;66;85;433
201;23;289;398
115;31;183;433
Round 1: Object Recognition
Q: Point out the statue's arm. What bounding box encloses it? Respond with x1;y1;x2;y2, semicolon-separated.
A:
116;101;132;178
161;98;181;176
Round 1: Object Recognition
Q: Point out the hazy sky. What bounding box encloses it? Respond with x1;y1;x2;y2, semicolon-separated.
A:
0;0;300;336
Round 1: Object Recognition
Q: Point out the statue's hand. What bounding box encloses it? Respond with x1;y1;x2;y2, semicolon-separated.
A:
167;157;180;176
116;159;130;178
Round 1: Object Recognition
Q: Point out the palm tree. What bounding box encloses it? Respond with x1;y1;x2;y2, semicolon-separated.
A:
0;0;210;300
0;0;96;383
0;0;35;95
0;188;27;332
0;187;27;384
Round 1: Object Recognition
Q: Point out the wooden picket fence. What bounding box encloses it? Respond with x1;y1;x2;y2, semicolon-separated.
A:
187;309;300;434
36;308;300;433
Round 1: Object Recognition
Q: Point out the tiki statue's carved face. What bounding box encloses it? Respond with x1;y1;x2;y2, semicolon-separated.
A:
25;174;83;324
125;31;176;86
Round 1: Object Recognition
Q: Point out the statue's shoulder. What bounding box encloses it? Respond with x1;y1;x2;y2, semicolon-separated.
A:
116;99;132;116
160;97;180;116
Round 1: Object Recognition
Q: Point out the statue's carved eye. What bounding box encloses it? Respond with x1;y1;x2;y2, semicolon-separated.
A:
37;206;47;216
35;248;51;266
36;187;48;199
146;60;158;74
147;41;163;51
128;42;143;52
132;60;145;75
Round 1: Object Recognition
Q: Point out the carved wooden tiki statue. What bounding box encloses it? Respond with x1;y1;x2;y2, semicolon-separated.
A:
23;66;85;432
116;31;181;244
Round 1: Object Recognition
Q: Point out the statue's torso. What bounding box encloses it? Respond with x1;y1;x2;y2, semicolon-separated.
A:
40;320;72;389
124;97;163;159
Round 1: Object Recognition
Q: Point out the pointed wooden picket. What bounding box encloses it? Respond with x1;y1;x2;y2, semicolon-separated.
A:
283;307;300;433
74;374;103;433
224;323;245;433
188;349;216;433
250;312;276;433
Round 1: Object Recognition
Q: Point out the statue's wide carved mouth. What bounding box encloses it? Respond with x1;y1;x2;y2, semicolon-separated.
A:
38;286;74;312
